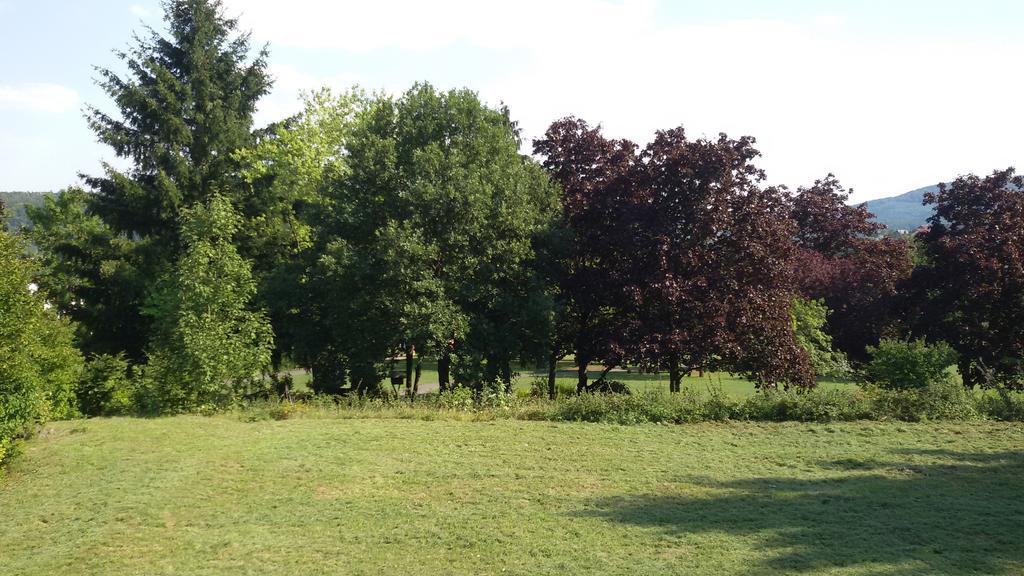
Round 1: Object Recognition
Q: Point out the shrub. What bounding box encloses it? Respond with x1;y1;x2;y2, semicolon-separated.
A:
438;386;475;411
232;382;1024;425
866;338;958;390
866;379;980;421
737;388;871;422
77;354;134;416
977;391;1024;421
1;228;84;468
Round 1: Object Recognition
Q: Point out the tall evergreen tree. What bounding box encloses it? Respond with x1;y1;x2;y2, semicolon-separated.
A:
85;0;271;244
31;0;271;360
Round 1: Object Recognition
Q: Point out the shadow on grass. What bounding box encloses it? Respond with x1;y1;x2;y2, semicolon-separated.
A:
576;450;1024;574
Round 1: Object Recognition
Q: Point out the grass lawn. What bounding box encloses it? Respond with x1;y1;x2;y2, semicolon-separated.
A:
286;359;856;397
2;418;1022;575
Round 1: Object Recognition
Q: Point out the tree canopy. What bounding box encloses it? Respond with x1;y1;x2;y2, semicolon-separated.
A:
912;168;1024;389
292;84;559;394
28;0;273;361
791;176;913;361
536;119;813;391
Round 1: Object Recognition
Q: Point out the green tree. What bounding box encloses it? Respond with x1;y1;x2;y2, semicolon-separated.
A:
301;84;558;394
233;88;366;368
85;0;271;243
27;188;147;359
1;221;83;467
29;0;272;361
791;298;850;378
141;196;273;413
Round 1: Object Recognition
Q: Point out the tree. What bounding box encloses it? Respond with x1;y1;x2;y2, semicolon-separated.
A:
29;0;272;361
791;298;850;378
538;120;813;392
300;84;559;395
141;196;274;413
234;88;366;369
791;176;913;361
27;188;147;360
791;174;883;257
533;117;635;393
911;168;1024;389
86;0;271;243
1;217;83;466
623;129;812;390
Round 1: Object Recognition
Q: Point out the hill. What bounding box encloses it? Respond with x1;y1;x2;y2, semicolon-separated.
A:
0;191;53;232
862;185;938;232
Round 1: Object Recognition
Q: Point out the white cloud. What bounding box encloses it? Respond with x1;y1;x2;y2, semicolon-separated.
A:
0;83;79;113
225;0;1023;200
225;0;657;52
129;4;152;18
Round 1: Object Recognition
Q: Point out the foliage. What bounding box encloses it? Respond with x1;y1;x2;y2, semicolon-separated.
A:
27;188;149;359
76;354;135;417
911;168;1024;389
865;338;958;391
791;298;850;378
976;391;1024;421
28;0;272;362
141;196;274;413
225;382;1021;424
234;88;367;367
791;174;883;256
865;379;980;422
536;119;813;391
85;0;271;242
0;226;83;467
297;84;559;394
533;118;636;391
792;176;913;361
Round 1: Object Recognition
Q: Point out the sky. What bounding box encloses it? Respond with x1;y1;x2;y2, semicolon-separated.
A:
1;0;1022;202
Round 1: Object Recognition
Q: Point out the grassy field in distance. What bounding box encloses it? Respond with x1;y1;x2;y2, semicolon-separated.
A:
283;359;856;397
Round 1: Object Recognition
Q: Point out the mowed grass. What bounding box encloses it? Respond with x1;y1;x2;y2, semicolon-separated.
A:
4;418;1022;575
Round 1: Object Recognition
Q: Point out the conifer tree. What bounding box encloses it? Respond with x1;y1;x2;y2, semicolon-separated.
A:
85;0;271;244
31;0;271;360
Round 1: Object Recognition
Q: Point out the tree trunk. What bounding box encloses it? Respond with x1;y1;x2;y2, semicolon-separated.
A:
958;358;974;389
438;351;451;393
547;352;558;400
413;356;422;402
501;358;512;393
577;359;589;394
405;342;414;401
484;353;499;390
669;354;681;394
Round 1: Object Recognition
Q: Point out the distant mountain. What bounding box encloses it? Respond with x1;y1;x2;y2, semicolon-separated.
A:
863;185;939;232
0;191;53;232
